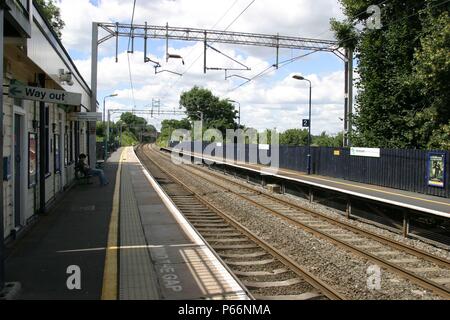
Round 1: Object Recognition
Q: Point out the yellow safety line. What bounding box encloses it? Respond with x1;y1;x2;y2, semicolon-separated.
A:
101;149;124;300
184;149;450;209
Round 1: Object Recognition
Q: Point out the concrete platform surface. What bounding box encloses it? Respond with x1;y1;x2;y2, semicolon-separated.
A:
118;147;249;300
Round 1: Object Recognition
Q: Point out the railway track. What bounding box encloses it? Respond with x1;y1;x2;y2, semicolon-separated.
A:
148;144;450;299
136;145;346;300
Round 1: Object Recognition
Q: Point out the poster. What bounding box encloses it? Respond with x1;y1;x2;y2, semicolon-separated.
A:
427;152;446;188
28;133;37;188
54;134;61;173
64;133;69;167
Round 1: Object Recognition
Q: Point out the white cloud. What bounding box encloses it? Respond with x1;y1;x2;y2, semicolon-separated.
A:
60;0;346;135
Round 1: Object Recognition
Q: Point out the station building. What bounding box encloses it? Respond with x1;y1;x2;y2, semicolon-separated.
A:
1;1;93;241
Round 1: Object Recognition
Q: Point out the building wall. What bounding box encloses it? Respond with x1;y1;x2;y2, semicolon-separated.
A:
2;47;89;237
2;6;92;239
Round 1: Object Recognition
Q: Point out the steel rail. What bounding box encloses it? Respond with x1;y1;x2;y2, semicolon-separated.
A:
138;145;346;300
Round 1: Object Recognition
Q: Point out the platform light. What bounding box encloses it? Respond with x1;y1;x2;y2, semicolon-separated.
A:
292;74;312;175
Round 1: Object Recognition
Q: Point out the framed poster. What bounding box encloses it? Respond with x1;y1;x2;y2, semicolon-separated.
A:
64;133;69;167
427;152;446;188
54;134;61;174
28;133;37;188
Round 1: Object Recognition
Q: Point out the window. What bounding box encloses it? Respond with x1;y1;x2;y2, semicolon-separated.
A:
64;132;68;167
54;134;61;173
45;105;50;175
70;121;74;163
75;121;80;161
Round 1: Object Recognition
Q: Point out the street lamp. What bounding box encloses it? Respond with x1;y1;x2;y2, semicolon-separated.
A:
103;94;118;160
292;75;312;175
227;99;241;127
103;94;118;122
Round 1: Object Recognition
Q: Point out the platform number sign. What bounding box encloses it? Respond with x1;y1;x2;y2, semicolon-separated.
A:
427;152;446;188
302;119;310;128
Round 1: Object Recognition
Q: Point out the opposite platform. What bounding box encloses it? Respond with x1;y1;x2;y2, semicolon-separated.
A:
162;147;450;218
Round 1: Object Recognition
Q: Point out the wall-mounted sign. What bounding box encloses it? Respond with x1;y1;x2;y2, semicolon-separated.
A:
334;150;340;156
9;84;82;106
69;112;102;122
427;152;446;188
350;147;381;158
28;133;37;188
259;144;270;150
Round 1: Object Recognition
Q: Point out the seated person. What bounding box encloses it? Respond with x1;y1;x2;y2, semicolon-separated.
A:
77;154;109;186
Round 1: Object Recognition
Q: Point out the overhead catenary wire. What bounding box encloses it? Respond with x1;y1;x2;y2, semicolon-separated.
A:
158;0;258;102
227;50;319;93
227;0;450;94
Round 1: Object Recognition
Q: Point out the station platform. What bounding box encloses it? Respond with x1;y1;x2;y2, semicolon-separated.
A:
162;147;450;218
5;147;249;300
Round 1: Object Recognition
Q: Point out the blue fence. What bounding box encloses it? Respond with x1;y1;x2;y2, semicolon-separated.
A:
169;141;450;198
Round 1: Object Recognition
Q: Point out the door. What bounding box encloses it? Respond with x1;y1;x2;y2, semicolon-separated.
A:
14;114;22;228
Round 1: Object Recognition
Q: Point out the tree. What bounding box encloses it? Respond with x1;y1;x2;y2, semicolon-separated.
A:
157;119;192;147
35;0;65;39
313;132;344;147
179;87;238;134
119;112;156;142
280;129;309;146
332;0;450;149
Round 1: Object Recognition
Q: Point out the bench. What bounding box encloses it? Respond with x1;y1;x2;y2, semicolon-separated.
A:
75;165;93;185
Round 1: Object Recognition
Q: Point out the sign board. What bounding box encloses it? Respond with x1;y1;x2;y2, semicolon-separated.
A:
333;150;340;156
259;144;270;150
427;152;446;188
350;147;381;158
9;84;82;106
302;119;310;128
69;112;102;122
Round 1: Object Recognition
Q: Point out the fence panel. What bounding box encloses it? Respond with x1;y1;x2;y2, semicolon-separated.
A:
168;141;450;198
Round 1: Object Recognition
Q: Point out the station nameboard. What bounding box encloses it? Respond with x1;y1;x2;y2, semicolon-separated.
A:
9;84;82;106
69;112;102;122
350;147;381;158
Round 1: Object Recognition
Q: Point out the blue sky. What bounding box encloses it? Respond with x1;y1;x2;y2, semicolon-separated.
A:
60;0;349;134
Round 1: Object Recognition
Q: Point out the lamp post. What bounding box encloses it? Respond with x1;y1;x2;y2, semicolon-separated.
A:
103;94;117;160
226;99;241;127
293;75;312;175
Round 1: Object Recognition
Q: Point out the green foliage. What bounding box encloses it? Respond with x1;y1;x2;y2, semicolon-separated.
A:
119;112;156;139
96;121;106;137
330;19;359;50
121;131;139;146
35;0;65;38
157;119;192;147
333;0;450;149
313;132;344;147
179;86;238;133
280;129;309;146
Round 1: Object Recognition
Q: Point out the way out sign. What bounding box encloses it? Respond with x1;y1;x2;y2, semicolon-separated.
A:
9;84;82;106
